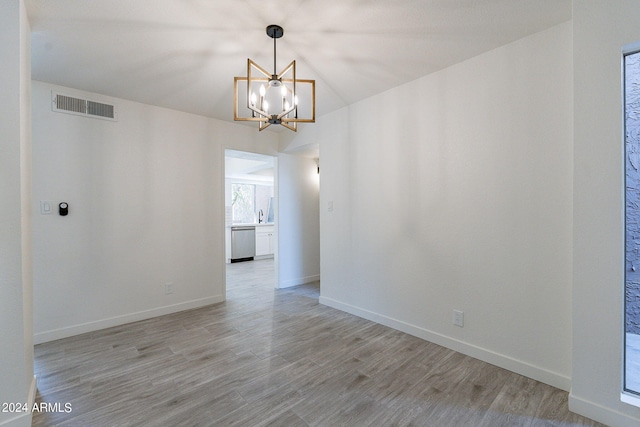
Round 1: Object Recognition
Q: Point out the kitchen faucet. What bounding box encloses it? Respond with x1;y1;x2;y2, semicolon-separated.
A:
258;209;264;223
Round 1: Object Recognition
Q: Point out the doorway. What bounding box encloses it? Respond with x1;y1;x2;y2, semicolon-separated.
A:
224;149;278;298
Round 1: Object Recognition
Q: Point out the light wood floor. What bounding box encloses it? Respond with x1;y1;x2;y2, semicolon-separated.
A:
33;259;604;426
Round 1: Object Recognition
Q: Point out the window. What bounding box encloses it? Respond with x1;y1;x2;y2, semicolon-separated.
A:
231;183;256;224
624;50;640;399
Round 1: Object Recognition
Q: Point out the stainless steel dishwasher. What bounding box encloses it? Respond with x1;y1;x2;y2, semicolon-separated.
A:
230;226;256;262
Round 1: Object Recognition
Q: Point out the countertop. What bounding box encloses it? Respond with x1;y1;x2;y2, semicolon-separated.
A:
227;223;274;228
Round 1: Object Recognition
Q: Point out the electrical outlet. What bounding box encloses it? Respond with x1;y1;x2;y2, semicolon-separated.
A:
453;310;464;327
164;283;173;295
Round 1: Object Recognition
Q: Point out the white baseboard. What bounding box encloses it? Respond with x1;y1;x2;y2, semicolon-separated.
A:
278;274;320;289
34;295;224;344
569;392;640;427
319;295;571;391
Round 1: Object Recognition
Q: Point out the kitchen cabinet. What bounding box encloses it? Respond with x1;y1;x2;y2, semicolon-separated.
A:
255;225;275;257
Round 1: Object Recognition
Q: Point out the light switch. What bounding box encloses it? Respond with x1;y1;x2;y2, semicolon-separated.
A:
40;200;53;215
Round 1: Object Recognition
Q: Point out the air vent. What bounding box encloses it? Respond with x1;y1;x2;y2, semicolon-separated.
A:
52;92;117;121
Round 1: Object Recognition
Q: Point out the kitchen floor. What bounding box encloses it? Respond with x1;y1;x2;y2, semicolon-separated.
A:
226;258;276;297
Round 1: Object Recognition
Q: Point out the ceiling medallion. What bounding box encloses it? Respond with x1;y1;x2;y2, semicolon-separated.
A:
234;25;315;132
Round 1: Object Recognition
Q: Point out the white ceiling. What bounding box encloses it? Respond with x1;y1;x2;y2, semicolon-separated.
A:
26;0;572;128
225;150;275;181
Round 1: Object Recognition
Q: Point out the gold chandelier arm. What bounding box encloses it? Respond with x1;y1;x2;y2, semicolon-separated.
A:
282;118;315;123
280;121;297;132
248;59;272;78
277;60;295;80
259;121;271;131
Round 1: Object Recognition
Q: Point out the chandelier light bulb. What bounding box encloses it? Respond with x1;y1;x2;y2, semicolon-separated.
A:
250;92;257;106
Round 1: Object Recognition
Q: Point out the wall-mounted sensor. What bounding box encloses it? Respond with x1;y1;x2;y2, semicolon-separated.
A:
59;202;69;216
40;201;53;215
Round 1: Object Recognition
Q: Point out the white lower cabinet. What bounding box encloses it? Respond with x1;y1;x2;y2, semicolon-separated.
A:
255;225;275;257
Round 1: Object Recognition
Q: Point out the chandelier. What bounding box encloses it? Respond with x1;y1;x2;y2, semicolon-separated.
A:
234;25;315;132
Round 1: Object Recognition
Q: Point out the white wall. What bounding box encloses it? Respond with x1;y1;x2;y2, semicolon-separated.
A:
291;22;575;390
0;1;34;426
571;1;640;425
276;153;320;288
31;81;280;343
282;108;351;297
